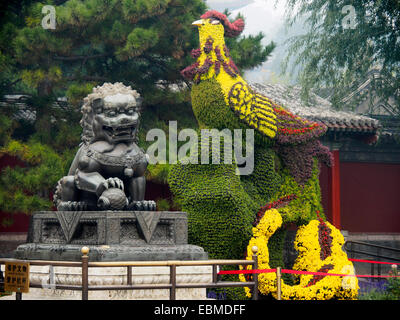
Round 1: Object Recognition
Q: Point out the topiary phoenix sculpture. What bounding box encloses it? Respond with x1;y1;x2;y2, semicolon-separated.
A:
168;10;358;300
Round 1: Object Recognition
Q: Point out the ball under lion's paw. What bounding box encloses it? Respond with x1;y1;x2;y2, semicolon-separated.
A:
98;187;128;210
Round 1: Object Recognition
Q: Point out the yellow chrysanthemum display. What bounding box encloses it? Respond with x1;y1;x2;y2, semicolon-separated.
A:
239;209;359;300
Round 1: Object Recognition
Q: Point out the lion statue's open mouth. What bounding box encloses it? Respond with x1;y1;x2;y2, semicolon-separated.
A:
102;123;137;142
102;124;137;141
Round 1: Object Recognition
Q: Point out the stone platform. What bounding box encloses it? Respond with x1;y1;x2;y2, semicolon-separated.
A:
14;243;208;261
14;211;208;261
1;264;213;300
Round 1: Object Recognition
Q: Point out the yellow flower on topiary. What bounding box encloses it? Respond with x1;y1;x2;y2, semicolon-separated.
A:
182;13;278;139
240;209;359;300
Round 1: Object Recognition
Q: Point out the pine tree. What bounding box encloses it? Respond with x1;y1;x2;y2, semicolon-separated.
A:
0;1;275;226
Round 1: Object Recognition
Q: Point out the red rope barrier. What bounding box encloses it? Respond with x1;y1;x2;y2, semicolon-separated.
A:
280;268;400;278
218;268;276;275
218;268;400;278
218;258;400;278
349;258;400;265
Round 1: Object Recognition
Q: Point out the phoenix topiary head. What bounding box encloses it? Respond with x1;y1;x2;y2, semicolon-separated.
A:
198;10;244;37
181;10;244;83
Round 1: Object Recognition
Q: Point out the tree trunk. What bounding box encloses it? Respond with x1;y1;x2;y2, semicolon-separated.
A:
35;78;53;142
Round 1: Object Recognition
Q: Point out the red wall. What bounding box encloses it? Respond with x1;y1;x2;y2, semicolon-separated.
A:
340;162;400;233
0;154;26;170
320;161;400;233
319;164;332;223
0;212;30;232
3;153;400;233
0;154;31;232
145;181;173;203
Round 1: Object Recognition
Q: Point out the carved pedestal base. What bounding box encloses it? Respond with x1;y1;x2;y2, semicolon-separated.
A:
15;210;208;261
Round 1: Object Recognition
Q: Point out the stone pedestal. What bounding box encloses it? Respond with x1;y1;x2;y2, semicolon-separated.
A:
2;265;213;300
14;243;208;261
10;211;210;299
14;211;208;261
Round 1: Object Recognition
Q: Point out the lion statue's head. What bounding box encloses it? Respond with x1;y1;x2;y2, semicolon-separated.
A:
80;82;143;145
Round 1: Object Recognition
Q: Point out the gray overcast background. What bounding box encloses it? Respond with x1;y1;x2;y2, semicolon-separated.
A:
205;0;303;84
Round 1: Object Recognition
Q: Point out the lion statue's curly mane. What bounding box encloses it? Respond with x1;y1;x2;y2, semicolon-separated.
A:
80;82;142;145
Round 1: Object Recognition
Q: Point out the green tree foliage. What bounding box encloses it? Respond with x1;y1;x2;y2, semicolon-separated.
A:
283;0;400;113
0;140;72;215
0;1;275;226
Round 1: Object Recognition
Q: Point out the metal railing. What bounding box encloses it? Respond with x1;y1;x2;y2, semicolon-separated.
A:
0;246;260;300
345;240;400;279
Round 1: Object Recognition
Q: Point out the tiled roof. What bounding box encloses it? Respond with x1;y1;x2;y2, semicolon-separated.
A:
250;82;381;134
0;95;68;123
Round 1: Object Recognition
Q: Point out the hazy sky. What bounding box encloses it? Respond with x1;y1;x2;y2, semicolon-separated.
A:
205;0;298;83
206;0;287;40
205;0;255;12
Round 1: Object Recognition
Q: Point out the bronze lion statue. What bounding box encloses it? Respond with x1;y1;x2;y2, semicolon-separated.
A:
53;82;156;211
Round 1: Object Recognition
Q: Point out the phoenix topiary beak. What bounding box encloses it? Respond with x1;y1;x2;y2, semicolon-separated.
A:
192;19;204;26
